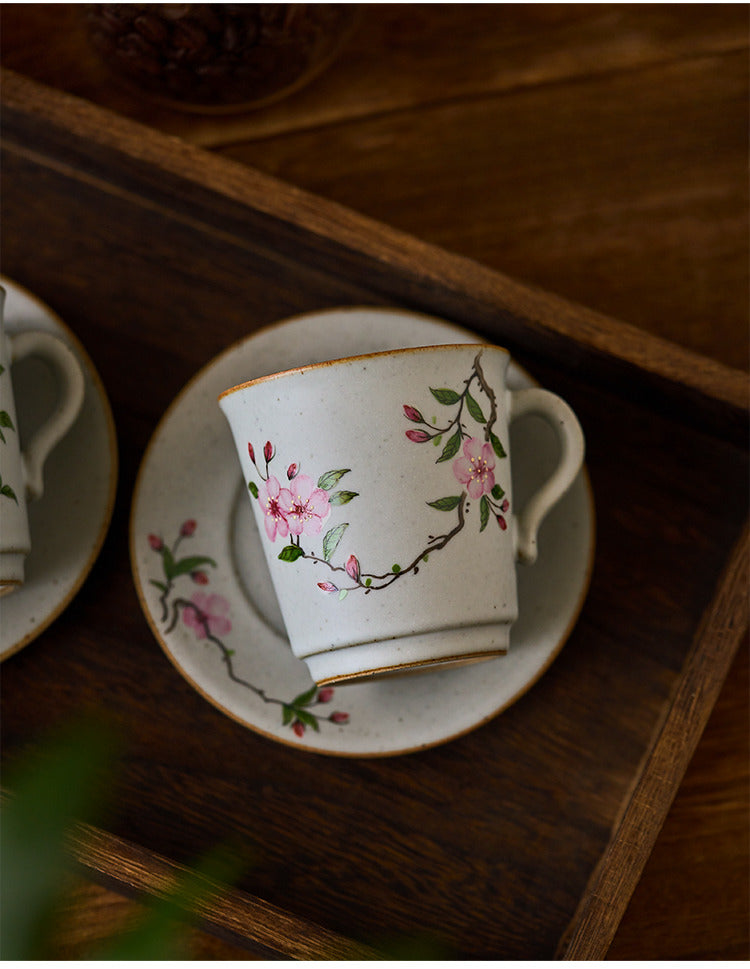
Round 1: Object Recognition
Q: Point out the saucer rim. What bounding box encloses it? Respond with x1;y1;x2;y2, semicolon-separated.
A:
0;275;119;660
129;305;596;757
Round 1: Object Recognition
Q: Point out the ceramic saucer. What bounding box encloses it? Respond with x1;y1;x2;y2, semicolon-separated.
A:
130;308;594;757
0;277;118;661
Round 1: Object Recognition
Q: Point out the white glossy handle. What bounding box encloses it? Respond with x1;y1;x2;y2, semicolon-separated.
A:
508;387;585;565
8;332;85;501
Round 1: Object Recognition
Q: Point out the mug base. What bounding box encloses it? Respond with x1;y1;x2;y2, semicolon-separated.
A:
0;552;25;593
304;624;511;687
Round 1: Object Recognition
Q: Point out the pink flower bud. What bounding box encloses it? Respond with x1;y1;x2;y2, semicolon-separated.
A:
191;570;209;585
148;533;163;551
406;429;431;443
317;687;335;703
180;519;197;537
292;721;306;737
345;554;360;582
501;498;509;513
247;442;255;463
264;440;274;462
317;582;338;593
496;514;507;530
330;711;349;724
403;404;424;423
287;462;298;480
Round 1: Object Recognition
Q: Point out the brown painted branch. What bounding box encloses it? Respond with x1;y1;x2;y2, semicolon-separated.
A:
472;350;498;442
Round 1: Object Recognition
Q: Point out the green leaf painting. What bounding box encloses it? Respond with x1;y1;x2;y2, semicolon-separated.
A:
0;475;18;504
322;523;348;562
479;495;490;532
0;409;14;445
328;490;358;506
426;495;463;511
490;432;506;459
317;469;351;491
430;387;461;405
436;430;461;463
162;549;217;582
465;392;486;424
278;544;305;563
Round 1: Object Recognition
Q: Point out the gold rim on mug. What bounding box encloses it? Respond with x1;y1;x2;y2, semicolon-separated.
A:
217;342;509;401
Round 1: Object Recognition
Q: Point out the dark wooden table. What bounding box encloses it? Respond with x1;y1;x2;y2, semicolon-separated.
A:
2;4;747;959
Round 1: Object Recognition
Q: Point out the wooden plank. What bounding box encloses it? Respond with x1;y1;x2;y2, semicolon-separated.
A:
559;522;750;959
1;68;746;444
46;877;260;960
222;51;748;371
0;5;746;144
608;640;749;959
66;823;382;961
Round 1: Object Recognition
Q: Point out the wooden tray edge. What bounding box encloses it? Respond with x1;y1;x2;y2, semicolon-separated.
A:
66;821;382;960
558;520;750;959
2;68;747;443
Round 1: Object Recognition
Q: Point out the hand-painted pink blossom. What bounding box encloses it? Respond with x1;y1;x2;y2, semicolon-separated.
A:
330;711;349;724
500;498;509;512
496;515;507;531
317;581;338;593
282;474;330;537
403;404;424;422
191;570;209;585
286;462;298;480
406;428;431;443
247;442;255;463
345;554;360;582
292;721;306;737
258;475;292;542
453;437;496;499
182;592;232;640
263;440;274;462
317;687;335;703
148;533;163;551
180;518;197;537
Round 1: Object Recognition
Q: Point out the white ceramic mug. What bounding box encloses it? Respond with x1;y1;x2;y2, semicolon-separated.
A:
0;290;85;594
219;343;584;685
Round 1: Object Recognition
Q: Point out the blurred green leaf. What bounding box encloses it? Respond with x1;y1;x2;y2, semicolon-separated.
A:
0;717;119;960
1;715;249;960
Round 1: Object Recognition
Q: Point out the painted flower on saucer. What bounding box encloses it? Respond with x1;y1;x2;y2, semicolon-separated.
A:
147;518;349;736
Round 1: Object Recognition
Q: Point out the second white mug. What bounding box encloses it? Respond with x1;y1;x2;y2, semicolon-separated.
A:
0;290;85;594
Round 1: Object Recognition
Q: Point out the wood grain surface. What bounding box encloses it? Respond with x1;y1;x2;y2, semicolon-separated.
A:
1;4;748;960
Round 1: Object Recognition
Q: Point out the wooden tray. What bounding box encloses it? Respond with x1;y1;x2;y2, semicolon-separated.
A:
1;70;747;960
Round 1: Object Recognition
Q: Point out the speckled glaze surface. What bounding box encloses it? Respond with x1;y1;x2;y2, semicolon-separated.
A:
0;277;118;660
219;343;584;685
130;307;595;756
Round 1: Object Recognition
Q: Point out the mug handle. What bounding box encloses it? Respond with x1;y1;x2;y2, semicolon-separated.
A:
8;332;85;501
507;388;585;565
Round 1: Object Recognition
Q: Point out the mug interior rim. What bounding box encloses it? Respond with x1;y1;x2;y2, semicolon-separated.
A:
217;342;508;402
